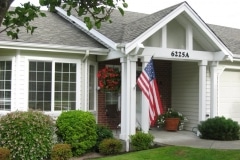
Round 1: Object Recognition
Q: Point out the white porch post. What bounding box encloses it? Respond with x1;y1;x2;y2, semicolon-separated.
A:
140;56;152;133
198;60;208;122
120;57;127;140
210;61;218;118
120;56;137;152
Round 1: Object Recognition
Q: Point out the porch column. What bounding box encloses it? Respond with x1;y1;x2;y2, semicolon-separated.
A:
119;57;127;140
198;60;208;122
140;56;152;133
120;56;137;151
210;61;218;118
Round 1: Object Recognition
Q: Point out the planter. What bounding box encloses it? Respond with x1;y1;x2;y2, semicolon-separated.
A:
165;118;180;131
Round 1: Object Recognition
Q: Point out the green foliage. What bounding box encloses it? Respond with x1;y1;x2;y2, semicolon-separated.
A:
46;0;128;30
2;2;46;39
198;116;240;140
1;0;128;39
0;147;10;160
0;111;55;159
51;143;73;160
130;132;154;151
99;138;122;155
56;110;97;156
94;125;113;152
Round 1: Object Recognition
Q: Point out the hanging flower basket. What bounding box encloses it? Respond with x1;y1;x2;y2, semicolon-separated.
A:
97;66;121;92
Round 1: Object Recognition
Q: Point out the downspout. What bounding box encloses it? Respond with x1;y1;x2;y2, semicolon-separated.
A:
83;50;90;111
83;50;90;62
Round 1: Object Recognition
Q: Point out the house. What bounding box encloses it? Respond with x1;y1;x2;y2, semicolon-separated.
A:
0;1;240;142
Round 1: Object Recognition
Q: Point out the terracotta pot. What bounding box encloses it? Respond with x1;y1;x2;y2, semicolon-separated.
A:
165;118;180;131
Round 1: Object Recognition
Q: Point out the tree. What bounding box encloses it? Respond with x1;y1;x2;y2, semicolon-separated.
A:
0;0;128;39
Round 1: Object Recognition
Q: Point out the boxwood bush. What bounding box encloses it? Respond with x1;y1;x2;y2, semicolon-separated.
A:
198;116;240;140
56;110;97;156
94;125;113;152
130;132;154;151
0;111;55;159
51;143;72;160
99;138;122;155
0;147;10;160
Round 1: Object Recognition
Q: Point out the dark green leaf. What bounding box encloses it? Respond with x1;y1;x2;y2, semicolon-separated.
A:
118;7;124;16
62;4;67;9
123;2;128;8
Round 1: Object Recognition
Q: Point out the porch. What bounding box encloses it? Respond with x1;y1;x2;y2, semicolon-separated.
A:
114;128;240;150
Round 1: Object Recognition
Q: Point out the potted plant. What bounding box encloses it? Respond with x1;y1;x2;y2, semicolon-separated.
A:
156;108;187;131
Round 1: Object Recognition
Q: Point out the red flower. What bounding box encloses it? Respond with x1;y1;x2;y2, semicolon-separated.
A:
97;66;121;92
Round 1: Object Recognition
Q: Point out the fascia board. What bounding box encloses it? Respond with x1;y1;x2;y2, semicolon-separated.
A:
55;7;117;50
0;41;109;55
124;3;233;61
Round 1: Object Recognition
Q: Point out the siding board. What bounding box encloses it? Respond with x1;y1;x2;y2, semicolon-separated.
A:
172;61;199;131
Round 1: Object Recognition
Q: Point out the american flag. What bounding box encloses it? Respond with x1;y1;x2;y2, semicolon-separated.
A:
137;58;163;126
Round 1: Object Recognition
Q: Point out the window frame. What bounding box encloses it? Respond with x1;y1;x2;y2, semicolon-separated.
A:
0;59;13;111
26;57;80;112
88;61;97;111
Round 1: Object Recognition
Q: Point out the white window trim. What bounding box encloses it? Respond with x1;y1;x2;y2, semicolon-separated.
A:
25;56;81;113
0;57;14;113
88;61;97;112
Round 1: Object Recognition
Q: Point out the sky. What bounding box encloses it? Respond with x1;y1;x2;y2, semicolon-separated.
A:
11;0;240;29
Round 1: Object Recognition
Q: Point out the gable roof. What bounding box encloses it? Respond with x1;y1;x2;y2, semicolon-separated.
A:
121;3;183;43
1;3;240;57
67;3;182;44
0;9;106;49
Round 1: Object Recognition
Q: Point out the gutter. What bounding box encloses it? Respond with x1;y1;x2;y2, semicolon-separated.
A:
0;41;109;55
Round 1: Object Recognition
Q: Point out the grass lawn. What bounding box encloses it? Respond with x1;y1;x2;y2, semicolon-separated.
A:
96;146;240;160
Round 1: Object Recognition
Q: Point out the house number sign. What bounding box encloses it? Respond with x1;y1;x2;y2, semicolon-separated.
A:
171;51;189;58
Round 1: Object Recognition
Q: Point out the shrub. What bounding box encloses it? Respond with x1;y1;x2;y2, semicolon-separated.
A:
94;125;113;152
51;144;72;160
130;132;154;151
198;116;240;140
0;111;55;159
56;110;97;156
99;138;122;155
0;147;10;160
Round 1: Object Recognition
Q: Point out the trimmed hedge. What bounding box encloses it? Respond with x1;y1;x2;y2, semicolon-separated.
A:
94;125;113;152
130;132;154;151
51;143;72;160
56;110;97;156
198;116;240;140
0;147;10;160
99;138;122;155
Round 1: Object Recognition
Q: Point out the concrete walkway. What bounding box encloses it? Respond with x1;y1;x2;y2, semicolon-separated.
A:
150;128;240;149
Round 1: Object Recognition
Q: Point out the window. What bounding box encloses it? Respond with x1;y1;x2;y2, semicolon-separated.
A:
0;61;11;110
54;63;76;111
28;61;77;111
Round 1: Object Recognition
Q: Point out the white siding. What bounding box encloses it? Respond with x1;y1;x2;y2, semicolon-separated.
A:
171;61;199;131
206;67;211;117
15;54;28;111
167;20;186;49
1;49;85;116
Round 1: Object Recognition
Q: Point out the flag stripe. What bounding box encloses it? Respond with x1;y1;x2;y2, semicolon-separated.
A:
137;58;164;126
